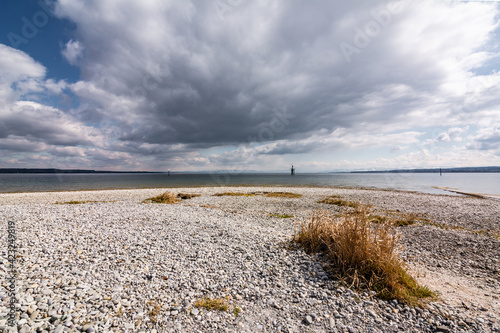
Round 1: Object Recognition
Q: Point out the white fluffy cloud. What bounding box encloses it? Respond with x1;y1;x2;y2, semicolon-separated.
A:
62;39;84;65
0;44;46;102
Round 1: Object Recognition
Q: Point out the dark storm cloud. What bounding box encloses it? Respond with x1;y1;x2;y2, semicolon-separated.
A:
57;0;459;147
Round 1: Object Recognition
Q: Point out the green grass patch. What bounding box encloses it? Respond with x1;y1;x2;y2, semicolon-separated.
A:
194;297;229;312
233;306;241;317
269;213;294;218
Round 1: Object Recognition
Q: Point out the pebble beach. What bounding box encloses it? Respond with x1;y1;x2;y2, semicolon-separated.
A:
1;186;499;332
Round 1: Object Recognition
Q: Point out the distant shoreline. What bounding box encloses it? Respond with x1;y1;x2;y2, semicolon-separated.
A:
0;168;161;174
348;166;500;173
1;166;500;174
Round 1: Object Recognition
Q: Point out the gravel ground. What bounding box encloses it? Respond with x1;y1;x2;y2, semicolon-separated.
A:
0;186;499;332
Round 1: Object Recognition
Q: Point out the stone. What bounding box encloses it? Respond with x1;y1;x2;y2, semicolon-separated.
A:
53;325;64;333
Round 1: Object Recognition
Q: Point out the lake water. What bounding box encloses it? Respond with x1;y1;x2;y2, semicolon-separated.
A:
1;172;499;196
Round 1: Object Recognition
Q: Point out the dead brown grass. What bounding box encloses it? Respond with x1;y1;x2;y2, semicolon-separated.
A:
294;208;434;305
213;192;255;197
146;300;161;323
200;204;218;209
317;196;361;208
265;192;302;198
177;193;201;199
369;212;420;227
194;296;228;312
144;191;179;204
54;200;112;204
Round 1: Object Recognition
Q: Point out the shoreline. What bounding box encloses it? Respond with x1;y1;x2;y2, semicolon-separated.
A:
0;183;467;198
1;186;498;332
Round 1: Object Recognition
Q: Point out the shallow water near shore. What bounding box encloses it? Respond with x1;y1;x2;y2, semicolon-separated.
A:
1;172;499;196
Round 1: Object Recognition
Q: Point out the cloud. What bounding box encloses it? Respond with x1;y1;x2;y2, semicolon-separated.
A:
0;44;46;102
56;1;497;145
62;39;84;65
0;45;112;168
2;1;500;171
468;127;500;152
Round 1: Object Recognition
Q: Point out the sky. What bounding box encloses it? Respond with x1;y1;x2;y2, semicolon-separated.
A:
1;0;500;172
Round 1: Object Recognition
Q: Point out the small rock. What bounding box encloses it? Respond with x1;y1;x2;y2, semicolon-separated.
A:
304;315;313;325
124;323;135;330
82;324;93;331
53;325;64;333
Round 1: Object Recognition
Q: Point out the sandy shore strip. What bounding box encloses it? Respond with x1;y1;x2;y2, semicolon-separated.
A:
434;186;500;200
1;186;499;332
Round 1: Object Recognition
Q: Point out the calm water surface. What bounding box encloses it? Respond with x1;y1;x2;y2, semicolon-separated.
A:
1;172;499;196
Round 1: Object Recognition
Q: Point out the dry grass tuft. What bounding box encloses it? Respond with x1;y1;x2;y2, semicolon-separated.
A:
265;192;302;198
54;200;110;204
317;196;361;208
146;300;161;323
233;306;241;317
177;193;201;199
200;204;218;209
294;208;434;305
194;297;228;312
144;191;179;204
370;212;425;227
392;212;420;227
213;192;255;197
269;213;294;218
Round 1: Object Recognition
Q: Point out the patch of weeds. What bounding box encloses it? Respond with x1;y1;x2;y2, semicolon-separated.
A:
54;200;110;204
265;192;302;198
293;208;435;306
421;220;500;240
317;196;361;208
392;212;420;227
194;296;228;312
200;204;218;209
233;306;241;317
143;191;179;204
269;213;294;218
368;214;389;224
146;300;161;323
213;192;255;197
370;210;429;227
115;306;124;317
177;193;201;199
